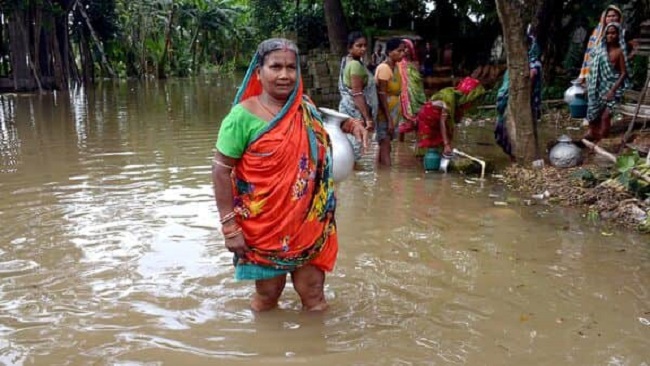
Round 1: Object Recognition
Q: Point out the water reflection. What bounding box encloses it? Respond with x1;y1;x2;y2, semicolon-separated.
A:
0;79;648;365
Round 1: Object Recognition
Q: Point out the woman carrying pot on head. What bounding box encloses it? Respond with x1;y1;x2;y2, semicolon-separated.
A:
338;31;378;161
212;38;367;312
374;38;405;167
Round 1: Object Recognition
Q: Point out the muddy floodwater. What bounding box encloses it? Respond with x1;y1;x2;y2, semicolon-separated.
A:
0;79;648;365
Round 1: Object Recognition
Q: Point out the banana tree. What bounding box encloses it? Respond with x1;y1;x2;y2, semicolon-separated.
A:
182;0;239;74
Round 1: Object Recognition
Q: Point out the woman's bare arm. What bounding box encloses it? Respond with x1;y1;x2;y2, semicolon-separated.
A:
350;74;373;128
212;151;248;256
377;78;393;131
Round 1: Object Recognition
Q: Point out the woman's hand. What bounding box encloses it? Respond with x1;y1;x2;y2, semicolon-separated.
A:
225;233;249;257
365;119;374;131
443;143;453;156
347;118;368;152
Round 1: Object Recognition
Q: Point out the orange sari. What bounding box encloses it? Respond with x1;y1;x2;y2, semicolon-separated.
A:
230;58;338;280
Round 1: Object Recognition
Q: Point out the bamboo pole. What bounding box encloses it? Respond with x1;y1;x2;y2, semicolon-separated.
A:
582;139;650;184
72;0;116;78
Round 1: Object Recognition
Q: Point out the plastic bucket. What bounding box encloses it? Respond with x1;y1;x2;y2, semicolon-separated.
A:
423;149;441;171
569;94;588;119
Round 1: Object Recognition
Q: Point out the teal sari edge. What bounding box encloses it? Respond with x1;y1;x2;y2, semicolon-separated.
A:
234;263;290;281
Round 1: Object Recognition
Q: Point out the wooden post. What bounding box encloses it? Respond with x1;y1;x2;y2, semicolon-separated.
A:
620;67;650;149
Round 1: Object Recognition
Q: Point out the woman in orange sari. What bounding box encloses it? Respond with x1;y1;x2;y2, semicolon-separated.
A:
212;38;366;312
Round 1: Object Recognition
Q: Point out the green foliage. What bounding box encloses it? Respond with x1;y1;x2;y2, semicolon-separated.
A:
615;151;650;198
571;168;599;188
541;85;565;100
4;0;650;83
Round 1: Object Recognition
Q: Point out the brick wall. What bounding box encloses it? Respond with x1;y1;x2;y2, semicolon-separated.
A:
301;48;342;108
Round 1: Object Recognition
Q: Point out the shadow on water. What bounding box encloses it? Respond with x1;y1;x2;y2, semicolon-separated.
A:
0;78;648;365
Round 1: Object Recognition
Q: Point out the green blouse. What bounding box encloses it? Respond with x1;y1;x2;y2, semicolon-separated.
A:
343;59;368;88
215;104;267;158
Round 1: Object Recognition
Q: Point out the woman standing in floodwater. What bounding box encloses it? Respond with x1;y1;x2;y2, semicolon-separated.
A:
212;38;366;312
338;31;378;161
374;38;405;167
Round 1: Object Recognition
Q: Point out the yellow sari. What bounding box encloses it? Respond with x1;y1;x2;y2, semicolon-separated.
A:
376;63;402;125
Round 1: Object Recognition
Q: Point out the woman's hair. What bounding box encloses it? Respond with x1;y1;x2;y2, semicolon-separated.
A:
385;38;402;53
605;22;621;37
347;31;365;49
605;6;622;18
256;38;299;66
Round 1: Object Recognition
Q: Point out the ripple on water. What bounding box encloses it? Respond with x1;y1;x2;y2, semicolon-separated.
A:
0;260;39;276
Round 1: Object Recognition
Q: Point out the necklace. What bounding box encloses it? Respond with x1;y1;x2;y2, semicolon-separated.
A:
257;96;281;118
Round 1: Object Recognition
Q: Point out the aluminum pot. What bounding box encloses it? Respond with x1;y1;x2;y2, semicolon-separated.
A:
564;79;586;105
549;134;582;168
319;108;355;182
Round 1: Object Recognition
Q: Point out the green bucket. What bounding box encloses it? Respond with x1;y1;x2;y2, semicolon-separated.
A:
423;149;441;171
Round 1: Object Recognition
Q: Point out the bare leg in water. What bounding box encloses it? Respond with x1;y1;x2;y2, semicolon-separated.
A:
291;264;328;311
378;138;392;166
251;275;286;311
599;108;612;140
584;109;611;143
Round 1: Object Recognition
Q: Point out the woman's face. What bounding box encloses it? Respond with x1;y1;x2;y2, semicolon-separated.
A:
605;9;620;24
349;37;367;58
605;25;619;44
387;44;405;63
257;49;297;101
403;43;411;59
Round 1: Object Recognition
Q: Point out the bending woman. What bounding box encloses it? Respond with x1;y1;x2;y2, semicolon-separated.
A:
417;77;484;157
338;31;378;160
212;38;366;312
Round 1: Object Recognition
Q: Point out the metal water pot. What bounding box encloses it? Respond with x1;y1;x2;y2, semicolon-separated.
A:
318;108;355;182
564;79;586;105
549;134;582;168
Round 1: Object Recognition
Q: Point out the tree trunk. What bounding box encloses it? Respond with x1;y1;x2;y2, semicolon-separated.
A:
158;4;175;79
323;0;347;56
6;9;36;91
80;32;94;84
495;0;540;163
56;13;72;89
50;27;65;90
190;27;200;75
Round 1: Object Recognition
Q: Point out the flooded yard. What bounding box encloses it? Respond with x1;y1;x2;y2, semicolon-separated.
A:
0;79;648;365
